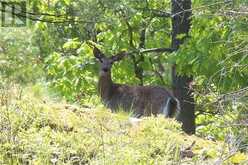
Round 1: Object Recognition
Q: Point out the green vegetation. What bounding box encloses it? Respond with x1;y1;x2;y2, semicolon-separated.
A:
0;84;247;164
0;28;43;84
0;0;248;164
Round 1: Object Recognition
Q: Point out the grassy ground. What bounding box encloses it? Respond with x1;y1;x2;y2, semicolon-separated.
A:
0;83;247;165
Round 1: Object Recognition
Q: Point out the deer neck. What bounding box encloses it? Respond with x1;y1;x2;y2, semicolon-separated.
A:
98;72;113;100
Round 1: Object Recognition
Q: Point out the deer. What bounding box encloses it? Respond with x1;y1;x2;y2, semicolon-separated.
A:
90;44;180;118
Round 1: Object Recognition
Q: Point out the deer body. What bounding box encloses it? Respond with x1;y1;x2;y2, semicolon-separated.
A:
92;45;180;118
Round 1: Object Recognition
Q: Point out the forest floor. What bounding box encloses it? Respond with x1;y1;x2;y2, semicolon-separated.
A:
0;83;247;165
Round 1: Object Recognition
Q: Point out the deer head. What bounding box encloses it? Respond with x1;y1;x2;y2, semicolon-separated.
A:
92;46;127;75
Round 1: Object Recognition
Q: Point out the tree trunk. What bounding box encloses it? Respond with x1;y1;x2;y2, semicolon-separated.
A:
171;0;195;134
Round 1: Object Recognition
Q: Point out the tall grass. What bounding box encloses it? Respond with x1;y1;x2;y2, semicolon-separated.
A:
0;83;247;164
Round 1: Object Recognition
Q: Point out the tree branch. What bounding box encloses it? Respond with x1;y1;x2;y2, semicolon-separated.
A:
140;47;176;53
1;1;67;18
135;7;171;18
87;41;175;55
149;9;171;17
0;5;98;24
218;86;248;102
118;47;175;57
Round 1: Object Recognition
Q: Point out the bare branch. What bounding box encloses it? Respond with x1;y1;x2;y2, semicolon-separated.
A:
171;1;232;18
218;86;248;102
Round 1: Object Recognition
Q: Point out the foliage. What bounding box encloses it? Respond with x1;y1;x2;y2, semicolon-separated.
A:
0;84;247;164
0;0;248;163
175;1;248;92
0;28;43;84
45;44;97;102
31;0;173;101
30;0;247;104
171;0;248;145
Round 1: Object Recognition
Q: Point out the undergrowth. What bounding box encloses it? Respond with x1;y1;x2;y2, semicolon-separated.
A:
0;83;247;165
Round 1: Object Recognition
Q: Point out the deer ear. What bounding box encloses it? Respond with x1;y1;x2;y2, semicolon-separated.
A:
86;41;105;61
93;46;105;61
111;51;127;62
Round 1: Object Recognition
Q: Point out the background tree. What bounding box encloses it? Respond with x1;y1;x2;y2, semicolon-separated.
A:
171;0;195;134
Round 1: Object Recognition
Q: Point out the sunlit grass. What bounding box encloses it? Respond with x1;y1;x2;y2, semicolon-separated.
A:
0;84;247;164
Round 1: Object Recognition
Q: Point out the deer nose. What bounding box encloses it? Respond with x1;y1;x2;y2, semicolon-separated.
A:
102;68;108;72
